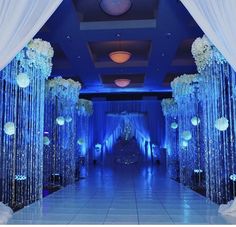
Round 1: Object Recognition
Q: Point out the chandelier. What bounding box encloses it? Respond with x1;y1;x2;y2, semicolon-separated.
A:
114;78;131;88
109;51;132;64
99;0;132;16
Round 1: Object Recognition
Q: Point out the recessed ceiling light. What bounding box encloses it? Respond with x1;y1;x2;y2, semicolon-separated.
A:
99;0;132;16
109;51;132;64
114;78;131;88
66;35;71;39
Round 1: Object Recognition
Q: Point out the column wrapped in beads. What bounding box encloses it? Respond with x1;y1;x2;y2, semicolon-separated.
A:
75;99;93;178
0;39;53;209
161;98;179;181
192;35;236;203
171;74;204;190
44;77;81;187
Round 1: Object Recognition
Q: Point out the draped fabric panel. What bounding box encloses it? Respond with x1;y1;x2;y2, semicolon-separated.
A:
180;0;236;71
0;0;62;71
91;99;165;162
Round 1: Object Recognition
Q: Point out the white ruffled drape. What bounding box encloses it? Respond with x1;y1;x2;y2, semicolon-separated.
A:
0;0;62;71
180;0;236;72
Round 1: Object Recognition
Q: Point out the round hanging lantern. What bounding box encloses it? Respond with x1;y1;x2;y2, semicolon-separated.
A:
171;122;178;129
43;136;50;146
65;116;72;123
182;130;192;141
215;117;229;131
191;116;200;126
4;122;16;136
56;116;65;126
109;51;132;64
114;78;131;87
16;73;30;88
182;140;188;147
77;138;84;145
99;0;132;16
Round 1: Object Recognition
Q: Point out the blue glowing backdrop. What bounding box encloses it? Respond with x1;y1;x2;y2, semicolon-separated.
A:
0;39;53;209
91;98;165;165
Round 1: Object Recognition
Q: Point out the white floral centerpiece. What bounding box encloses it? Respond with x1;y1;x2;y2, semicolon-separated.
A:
191;35;226;73
171;74;201;101
161;98;178;117
77;99;93;116
47;77;81;104
16;38;54;79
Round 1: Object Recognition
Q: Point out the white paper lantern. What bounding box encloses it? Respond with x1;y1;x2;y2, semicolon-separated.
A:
182;130;192;141
182;140;188;147
43;136;50;146
191;116;200;126
77;138;84;145
65;116;72;123
4;122;15;136
215;117;229;131
16;73;30;88
171;122;178;129
56;116;65;126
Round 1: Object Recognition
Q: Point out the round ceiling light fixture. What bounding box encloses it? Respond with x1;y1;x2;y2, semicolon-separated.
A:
109;51;131;64
99;0;132;16
114;78;131;88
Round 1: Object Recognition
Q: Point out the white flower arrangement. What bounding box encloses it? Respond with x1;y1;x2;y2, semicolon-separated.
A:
191;35;226;73
191;116;200;126
16;38;54;78
47;77;81;104
171;122;178;129
215;117;229;131
161;98;178;117
27;38;54;58
43;136;50;146
56;116;65;126
4;122;15;136
182;130;192;141
77;138;84;145
16;73;30;88
77;99;94;116
171;74;201;100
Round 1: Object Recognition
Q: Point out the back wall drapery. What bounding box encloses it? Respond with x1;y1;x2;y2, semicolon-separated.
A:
91;99;165;159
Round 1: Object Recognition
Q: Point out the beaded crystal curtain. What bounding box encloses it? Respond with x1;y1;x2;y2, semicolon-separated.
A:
192;35;236;203
76;99;93;177
161;98;179;181
171;74;204;189
0;39;53;209
44;77;81;187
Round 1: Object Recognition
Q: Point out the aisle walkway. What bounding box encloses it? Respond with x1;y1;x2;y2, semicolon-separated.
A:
8;165;236;224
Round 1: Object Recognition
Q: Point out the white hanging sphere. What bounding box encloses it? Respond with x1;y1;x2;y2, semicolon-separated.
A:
56;116;65;126
171;122;178;129
65;116;72;123
215;117;229;131
4;122;15;136
77;138;84;145
182;140;188;147
182;130;192;141
43;136;50;145
191;116;200;126
16;73;30;88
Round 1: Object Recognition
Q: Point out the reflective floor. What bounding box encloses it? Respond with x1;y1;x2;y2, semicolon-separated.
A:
8;164;236;224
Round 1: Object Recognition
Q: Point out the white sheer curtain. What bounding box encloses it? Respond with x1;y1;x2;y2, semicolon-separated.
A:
0;0;62;71
181;0;236;71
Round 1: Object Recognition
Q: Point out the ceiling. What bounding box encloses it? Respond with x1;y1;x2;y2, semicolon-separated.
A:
35;0;203;99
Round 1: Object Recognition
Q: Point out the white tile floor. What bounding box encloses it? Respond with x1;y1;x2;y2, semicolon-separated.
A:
7;164;236;224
